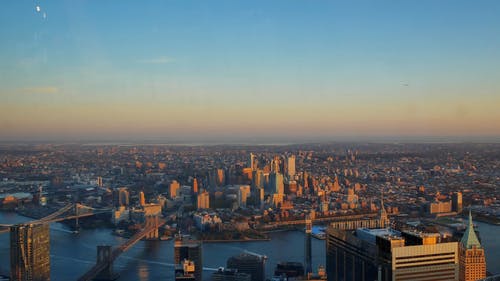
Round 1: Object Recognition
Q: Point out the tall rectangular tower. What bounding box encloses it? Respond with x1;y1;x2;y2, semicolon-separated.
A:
452;192;463;213
459;212;486;281
287;155;296;178
10;223;50;281
175;236;203;281
304;214;312;275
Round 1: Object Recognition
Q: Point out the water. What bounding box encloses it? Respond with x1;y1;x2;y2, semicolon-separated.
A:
2;212;499;279
476;221;500;274
0;212;325;280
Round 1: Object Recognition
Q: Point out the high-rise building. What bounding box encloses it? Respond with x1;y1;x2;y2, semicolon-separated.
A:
227;253;266;281
326;227;459;281
257;188;265;209
428;200;453;214
197;190;210;210
271;156;280;173
175;236;203;281
248;153;256;170
139;191;146;206
97;176;103;187
216;169;225;186
459;211;486;281
346;188;356;204
192;178;198;194
212;268;251;281
452;192;463;213
269;173;284;195
286;155;296;178
10;223;50;281
170;180;180;199
175;259;196;281
238;185;251;207
252;170;264;190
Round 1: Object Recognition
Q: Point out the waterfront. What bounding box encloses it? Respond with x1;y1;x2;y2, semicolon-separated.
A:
1;212;499;280
0;212;325;280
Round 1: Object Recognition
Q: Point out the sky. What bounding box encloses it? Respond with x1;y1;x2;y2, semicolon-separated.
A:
1;0;499;143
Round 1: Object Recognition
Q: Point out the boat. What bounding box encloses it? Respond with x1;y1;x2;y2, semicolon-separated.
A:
312;226;326;240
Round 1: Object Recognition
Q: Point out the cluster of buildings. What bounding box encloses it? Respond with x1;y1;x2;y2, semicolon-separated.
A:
326;211;487;281
174;235;276;281
0;143;498;280
111;188;161;226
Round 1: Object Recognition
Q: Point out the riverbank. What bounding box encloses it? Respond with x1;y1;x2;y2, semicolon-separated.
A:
201;237;271;243
472;214;500;226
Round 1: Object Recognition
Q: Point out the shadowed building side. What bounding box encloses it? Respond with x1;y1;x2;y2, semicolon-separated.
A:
10;223;50;281
175;236;203;281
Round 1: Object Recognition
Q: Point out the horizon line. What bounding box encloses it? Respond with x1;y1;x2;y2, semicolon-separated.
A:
1;135;500;146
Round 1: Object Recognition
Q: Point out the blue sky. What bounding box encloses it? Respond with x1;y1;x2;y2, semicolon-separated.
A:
1;1;499;142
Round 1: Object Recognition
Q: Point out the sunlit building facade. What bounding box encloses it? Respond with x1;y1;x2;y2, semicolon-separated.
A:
459;212;486;281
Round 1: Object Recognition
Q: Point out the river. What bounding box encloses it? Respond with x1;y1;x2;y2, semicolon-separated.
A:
1;213;499;280
0;212;325;280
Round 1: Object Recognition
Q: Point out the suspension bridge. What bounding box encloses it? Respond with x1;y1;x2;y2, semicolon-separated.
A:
2;203;164;281
0;203;111;233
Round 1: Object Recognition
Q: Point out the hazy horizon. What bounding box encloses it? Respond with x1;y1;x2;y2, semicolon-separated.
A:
1;134;500;146
1;1;499;141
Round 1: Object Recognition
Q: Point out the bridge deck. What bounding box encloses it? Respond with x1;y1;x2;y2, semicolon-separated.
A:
77;220;165;281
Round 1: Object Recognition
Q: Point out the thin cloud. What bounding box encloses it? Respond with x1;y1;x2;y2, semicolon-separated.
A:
137;56;175;64
19;86;60;94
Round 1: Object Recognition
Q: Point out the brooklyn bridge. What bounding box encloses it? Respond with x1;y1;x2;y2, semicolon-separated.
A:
0;203;164;281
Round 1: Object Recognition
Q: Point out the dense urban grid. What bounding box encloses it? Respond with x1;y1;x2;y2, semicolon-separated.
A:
0;143;499;280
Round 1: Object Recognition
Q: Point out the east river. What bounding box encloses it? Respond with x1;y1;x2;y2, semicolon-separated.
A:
1;212;499;280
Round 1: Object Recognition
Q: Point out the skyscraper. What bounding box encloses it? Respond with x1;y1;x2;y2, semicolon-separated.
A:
459;211;486;281
10;223;50;281
97;176;103;187
175;259;196;281
227;253;266;281
192;178;198;194
252;170;264;190
197;190;210;210
248;153;255;170
286;155;296;178
139;191;146;206
175;236;203;281
170;180;180;199
269;172;284;195
326;227;459;281
452;192;463;213
271;156;280;173
216;169;225;186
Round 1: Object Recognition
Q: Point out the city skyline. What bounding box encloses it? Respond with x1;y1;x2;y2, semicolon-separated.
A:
1;1;500;142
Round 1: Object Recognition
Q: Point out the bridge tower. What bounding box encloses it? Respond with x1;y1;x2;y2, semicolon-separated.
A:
94;245;118;281
145;216;159;240
75;203;80;230
304;213;312;275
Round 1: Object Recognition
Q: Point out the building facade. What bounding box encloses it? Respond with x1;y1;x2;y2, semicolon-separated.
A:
197;190;210;210
10;223;51;281
227;253;266;281
175;236;203;281
326;227;459;281
459;212;486;281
